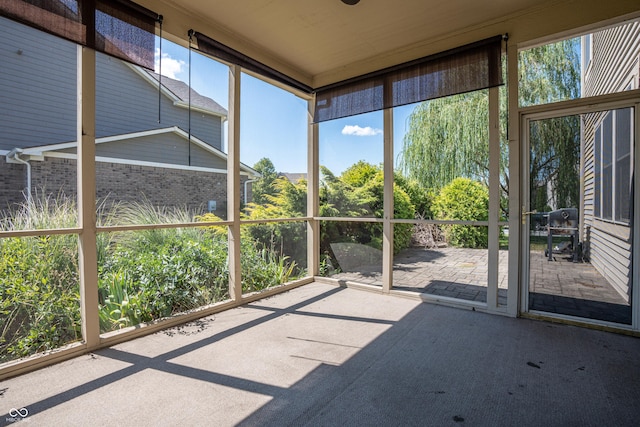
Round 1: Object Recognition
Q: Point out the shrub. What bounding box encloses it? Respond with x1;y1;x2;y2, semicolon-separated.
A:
98;226;230;331
319;163;416;264
433;178;489;248
394;173;435;218
0;194;82;362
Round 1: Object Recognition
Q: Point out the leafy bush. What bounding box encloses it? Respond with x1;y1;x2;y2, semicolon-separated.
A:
242;177;308;272
0;194;82;362
433;177;489;248
240;239;298;293
0;194;311;360
394;173;435;218
319;163;416;261
98;208;230;332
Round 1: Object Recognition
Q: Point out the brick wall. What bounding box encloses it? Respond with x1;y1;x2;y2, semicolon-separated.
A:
1;157;242;220
0;157;28;210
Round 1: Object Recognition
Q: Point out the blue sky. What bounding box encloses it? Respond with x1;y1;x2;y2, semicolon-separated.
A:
156;39;415;175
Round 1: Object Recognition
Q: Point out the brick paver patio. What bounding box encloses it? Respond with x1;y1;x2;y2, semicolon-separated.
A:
329;244;631;323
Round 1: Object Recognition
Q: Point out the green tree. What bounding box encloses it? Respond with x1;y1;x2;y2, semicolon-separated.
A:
251;157;278;205
520;39;581;211
320;162;415;258
433;178;489;248
399;37;581;214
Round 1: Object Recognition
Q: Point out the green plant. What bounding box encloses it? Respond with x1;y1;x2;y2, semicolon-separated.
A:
0;193;82;362
240;239;299;292
0;236;81;362
98;270;148;331
433;177;489;248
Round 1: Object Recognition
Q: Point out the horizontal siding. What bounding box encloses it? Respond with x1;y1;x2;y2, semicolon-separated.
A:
89;134;227;169
0;18;224;155
190;143;227;169
96;134;188;164
0;17;77;150
588;224;632;302
584;21;640;96
95;53;223;151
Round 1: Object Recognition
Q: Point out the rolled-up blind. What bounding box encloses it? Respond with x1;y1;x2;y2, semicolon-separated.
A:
0;0;160;69
314;35;505;123
193;30;313;95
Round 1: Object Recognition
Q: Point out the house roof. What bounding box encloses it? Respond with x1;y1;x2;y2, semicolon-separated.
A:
278;173;307;183
142;70;228;118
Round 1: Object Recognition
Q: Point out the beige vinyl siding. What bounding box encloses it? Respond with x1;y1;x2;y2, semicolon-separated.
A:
583;21;640;97
582;22;638;301
589;222;632;301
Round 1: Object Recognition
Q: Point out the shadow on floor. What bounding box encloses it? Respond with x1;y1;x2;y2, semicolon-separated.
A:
2;283;639;426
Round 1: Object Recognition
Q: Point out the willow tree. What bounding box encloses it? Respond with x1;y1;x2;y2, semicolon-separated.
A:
520;39;581;211
398;37;581;214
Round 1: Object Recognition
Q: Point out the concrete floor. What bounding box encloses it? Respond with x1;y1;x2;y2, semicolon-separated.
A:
1;282;639;426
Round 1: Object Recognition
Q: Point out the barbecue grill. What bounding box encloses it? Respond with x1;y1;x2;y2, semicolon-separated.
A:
546;207;579;262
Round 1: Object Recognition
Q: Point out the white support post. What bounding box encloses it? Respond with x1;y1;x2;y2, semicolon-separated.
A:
228;65;242;301
308;98;320;277
487;86;500;310
77;45;100;348
632;104;639;330
382;108;394;293
507;42;521;317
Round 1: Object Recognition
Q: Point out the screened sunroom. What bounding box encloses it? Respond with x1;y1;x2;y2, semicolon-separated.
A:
1;0;640;424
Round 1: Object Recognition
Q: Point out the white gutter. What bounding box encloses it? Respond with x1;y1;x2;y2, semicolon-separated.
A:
6;148;32;204
244;179;258;205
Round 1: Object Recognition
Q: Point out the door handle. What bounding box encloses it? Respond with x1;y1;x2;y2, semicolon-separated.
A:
522;208;537;224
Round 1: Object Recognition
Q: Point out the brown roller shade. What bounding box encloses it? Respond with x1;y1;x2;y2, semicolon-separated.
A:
314;35;505;123
0;0;160;70
193;30;313;95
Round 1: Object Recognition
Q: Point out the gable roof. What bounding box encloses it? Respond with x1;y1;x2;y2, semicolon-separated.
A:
130;65;228;118
278;173;307;183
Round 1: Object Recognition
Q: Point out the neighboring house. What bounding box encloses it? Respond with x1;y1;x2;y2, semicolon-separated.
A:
581;21;640;301
0;16;258;218
278;173;307;183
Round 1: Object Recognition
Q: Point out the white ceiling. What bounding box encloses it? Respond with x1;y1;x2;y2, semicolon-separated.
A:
151;0;632;88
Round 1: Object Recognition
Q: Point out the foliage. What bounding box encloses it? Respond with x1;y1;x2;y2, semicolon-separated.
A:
251;157;279;205
243;177;308;271
394;173;435;218
520;38;581;211
0;194;311;362
518;38;581;107
99;232;229;329
399;91;494;194
240;239;298;293
433;178;489;248
528;116;580;211
399;37;581;216
0;194;82;362
319;162;415;264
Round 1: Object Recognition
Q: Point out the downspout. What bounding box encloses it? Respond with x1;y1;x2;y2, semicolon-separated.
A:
6;148;32;204
244;179;258;205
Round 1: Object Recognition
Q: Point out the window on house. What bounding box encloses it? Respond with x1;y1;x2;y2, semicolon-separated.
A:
593;108;633;224
582;33;592;75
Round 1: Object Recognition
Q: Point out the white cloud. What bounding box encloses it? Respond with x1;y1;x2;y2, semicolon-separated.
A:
154;48;186;79
341;125;382;137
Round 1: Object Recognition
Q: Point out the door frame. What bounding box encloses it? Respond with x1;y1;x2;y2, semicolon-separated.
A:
518;90;640;330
